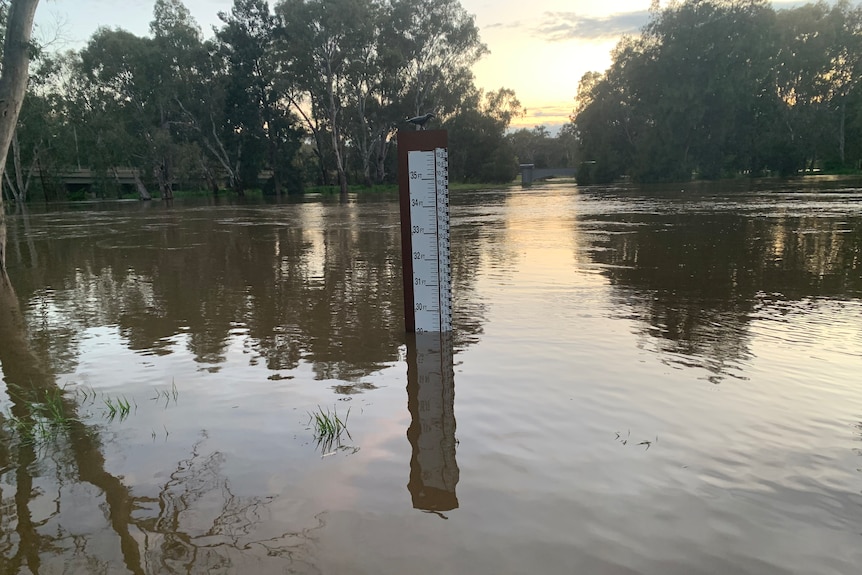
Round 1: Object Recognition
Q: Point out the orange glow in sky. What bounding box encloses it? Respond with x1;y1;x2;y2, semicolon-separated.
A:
36;1;709;131
462;1;655;129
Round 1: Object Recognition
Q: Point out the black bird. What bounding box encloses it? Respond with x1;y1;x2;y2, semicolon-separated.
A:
407;112;435;130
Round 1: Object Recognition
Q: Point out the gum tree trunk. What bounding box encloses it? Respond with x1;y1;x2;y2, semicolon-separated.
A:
0;0;40;275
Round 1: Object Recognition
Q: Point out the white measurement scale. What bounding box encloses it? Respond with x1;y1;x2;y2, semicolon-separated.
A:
407;148;452;333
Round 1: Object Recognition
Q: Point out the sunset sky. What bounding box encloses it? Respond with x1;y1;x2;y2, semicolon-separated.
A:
35;0;808;131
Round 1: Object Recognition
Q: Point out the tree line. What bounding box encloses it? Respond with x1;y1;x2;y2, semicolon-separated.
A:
573;0;862;184
3;0;526;203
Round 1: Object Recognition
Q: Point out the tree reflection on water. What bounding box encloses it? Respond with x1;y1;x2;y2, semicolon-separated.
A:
0;189;860;570
3;202;486;383
0;245;329;573
0;200;487;572
584;201;862;382
134;434;323;574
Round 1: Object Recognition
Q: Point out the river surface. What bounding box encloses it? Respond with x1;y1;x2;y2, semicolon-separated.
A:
0;179;861;574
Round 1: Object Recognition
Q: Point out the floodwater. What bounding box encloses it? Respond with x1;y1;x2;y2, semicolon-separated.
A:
0;179;861;574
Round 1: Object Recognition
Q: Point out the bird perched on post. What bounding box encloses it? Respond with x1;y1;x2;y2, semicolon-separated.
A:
407;112;435;130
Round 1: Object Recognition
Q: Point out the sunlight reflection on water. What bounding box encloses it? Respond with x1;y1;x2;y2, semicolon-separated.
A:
0;182;861;573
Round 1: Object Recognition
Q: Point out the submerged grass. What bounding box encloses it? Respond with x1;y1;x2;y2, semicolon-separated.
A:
309;405;350;436
103;395;133;421
307;405;352;454
151;380;179;407
3;380;180;446
78;386;140;421
4;385;75;446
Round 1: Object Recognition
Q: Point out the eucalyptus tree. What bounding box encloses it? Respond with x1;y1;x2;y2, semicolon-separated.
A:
510;126;548;167
845;99;862;165
78;1;223;200
215;0;272;195
0;0;40;273
368;0;488;184
444;87;522;183
556;123;579;168
4;52;82;203
78;28;163;197
826;2;862;167
774;1;862;170
773;2;841;172
510;125;577;169
360;0;487;184
388;0;487;118
149;0;218;194
638;0;778;179
573;44;644;183
272;0;330;187
276;0;489;189
216;0;301;195
278;0;373;196
74;2;213;199
574;0;862;182
341;0;392;186
575;0;788;182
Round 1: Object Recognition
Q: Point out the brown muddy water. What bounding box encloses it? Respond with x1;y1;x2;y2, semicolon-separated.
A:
0;179;861;574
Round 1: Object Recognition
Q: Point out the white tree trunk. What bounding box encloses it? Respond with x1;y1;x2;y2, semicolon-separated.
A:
0;0;41;274
324;59;348;197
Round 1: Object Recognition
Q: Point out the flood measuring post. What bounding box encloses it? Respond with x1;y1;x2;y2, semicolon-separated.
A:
398;129;459;513
398;129;452;334
406;330;459;512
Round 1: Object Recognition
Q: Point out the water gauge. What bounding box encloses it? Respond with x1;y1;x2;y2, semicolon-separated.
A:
398;130;452;333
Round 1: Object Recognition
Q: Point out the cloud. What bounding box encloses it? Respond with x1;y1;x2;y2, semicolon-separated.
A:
485;21;524;30
535;2;816;43
772;1;809;8
509;104;574;133
535;10;650;42
525;104;573;118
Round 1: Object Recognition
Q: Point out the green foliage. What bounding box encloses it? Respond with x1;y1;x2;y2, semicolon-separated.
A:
2;381;179;448
4;0;516;201
307;405;352;453
510;125;578;169
445;88;522;183
216;0;291;195
3;384;73;446
102;395;132;421
572;0;862;183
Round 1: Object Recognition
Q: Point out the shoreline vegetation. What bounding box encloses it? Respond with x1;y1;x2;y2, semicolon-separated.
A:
2;0;536;205
574;1;862;185
43;170;862;204
54;180;530;202
5;0;862;205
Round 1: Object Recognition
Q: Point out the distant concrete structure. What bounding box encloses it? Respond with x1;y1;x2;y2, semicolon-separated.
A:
38;168;273;191
519;164;577;186
43;168;140;186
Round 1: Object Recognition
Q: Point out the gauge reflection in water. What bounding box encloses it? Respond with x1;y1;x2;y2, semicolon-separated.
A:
406;332;459;513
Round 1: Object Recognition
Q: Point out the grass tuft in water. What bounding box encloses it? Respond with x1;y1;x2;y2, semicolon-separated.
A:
103;395;132;421
76;386;98;406
151;379;179;407
4;382;152;447
307;405;352;454
3;386;75;445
